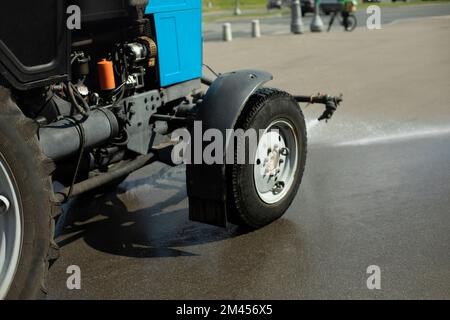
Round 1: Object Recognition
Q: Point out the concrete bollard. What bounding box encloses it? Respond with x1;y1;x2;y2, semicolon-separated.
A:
310;1;324;32
223;23;233;42
291;0;304;34
252;20;261;38
234;0;242;16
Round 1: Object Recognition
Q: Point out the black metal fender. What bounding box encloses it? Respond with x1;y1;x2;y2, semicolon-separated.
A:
186;69;273;227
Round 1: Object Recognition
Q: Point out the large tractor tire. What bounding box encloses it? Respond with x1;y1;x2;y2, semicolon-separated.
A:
0;87;58;299
227;88;307;229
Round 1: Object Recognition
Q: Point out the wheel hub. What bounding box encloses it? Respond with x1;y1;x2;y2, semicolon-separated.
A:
254;120;299;204
264;145;284;176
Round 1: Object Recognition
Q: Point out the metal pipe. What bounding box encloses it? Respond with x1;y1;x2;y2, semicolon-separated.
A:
39;108;119;162
54;153;156;202
72;39;94;47
151;114;188;124
294;94;343;121
294;94;343;104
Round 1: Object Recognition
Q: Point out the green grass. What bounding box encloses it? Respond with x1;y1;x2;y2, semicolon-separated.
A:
203;0;268;12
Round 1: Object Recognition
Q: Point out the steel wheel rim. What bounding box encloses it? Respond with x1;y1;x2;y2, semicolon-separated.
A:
0;153;22;299
253;119;299;204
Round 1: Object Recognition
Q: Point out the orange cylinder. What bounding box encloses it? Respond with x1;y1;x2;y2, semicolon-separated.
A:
97;59;116;90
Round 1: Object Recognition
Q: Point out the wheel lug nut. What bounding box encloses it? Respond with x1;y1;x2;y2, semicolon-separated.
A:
272;181;285;194
280;147;290;156
0;195;10;215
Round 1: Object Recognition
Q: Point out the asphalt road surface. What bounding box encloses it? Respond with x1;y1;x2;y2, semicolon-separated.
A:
48;15;450;299
202;3;450;41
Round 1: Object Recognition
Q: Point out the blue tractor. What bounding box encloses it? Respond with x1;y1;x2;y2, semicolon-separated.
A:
0;0;341;299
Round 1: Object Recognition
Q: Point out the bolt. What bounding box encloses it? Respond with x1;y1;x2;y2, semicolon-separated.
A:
272;181;285;194
280;147;290;156
0;195;10;214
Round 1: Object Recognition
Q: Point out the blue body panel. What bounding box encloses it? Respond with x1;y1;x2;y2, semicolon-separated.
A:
146;0;202;87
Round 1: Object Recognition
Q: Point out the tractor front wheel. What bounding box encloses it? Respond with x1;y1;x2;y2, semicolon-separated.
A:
227;88;307;229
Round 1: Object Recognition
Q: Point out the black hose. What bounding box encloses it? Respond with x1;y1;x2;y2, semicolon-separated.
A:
67;82;90;117
203;63;219;77
63;117;86;203
110;57;128;109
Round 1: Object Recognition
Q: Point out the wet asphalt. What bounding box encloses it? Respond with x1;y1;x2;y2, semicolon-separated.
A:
48;134;450;299
47;13;450;299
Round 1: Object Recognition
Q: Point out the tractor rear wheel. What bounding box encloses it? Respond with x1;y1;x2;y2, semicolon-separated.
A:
0;87;58;299
227;88;307;229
